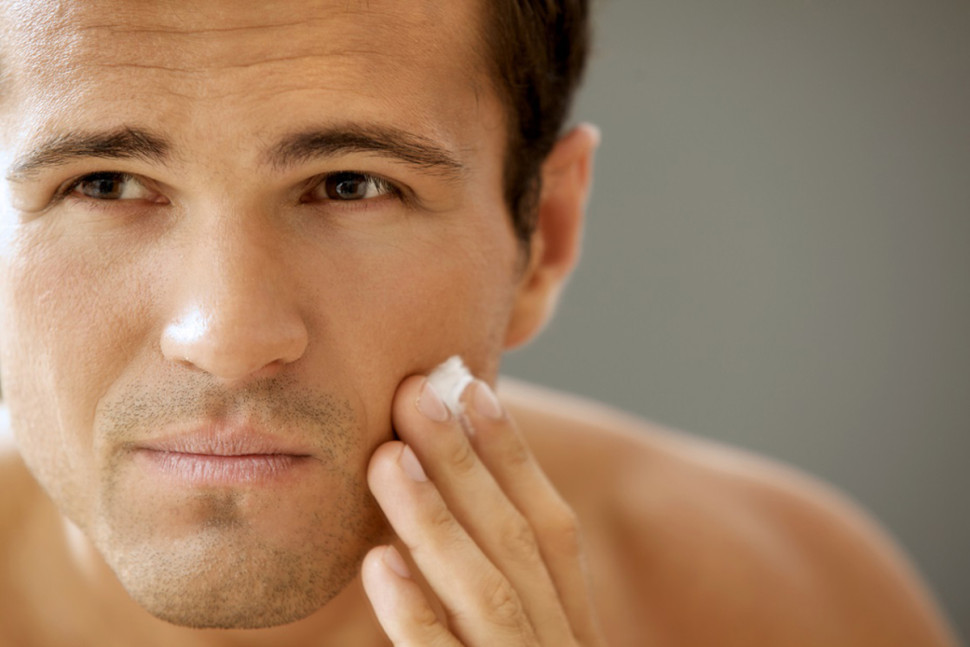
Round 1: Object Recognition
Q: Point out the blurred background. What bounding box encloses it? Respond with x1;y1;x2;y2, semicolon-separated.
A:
502;0;969;640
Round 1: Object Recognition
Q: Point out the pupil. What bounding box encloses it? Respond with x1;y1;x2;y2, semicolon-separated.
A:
82;173;123;199
328;173;367;200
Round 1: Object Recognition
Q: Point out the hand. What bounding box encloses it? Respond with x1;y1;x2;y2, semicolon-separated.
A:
361;372;607;646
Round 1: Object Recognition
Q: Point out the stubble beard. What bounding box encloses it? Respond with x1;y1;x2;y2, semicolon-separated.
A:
98;479;388;629
83;374;391;629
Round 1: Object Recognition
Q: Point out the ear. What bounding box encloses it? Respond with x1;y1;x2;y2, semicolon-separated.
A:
504;123;600;349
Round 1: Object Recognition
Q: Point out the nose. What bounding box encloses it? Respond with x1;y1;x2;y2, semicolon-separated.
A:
160;214;309;383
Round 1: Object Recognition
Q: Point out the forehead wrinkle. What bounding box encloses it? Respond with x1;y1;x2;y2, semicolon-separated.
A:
87;48;406;76
57;52;411;117
3;6;444;84
70;10;383;36
63;4;452;61
61;24;444;101
2;0;490;101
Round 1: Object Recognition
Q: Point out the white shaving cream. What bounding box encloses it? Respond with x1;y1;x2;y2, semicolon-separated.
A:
427;355;474;415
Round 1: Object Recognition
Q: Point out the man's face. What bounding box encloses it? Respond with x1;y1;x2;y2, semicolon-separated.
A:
0;0;523;628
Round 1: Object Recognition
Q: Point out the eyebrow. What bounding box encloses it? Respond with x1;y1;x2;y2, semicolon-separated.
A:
6;124;466;184
7;127;170;182
267;125;466;181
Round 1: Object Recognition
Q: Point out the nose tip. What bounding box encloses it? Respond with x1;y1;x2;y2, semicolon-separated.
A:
158;206;310;383
161;302;308;383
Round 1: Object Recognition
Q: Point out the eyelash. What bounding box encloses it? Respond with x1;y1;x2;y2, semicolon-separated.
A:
301;171;407;206
52;171;408;207
52;172;141;204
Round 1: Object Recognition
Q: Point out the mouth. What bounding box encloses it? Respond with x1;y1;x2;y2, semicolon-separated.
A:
132;426;317;486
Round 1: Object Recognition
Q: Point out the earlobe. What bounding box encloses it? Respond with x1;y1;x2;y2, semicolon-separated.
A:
504;123;600;350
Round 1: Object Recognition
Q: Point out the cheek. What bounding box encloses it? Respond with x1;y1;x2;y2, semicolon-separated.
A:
371;254;514;368
0;204;519;478
0;226;154;491
299;212;519;395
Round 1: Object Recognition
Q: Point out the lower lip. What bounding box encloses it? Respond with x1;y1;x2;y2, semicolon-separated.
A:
134;450;311;486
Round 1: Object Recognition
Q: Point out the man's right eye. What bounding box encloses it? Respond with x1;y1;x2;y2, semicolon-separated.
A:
64;172;155;201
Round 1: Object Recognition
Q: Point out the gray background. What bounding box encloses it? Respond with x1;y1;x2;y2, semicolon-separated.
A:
502;0;970;640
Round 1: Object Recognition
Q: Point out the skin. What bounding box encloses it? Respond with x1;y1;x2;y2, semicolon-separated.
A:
0;0;960;645
0;0;528;633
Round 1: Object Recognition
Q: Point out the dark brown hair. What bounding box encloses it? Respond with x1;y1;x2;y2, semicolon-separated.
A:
484;0;592;244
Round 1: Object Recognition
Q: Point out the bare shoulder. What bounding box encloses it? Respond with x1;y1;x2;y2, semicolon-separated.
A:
0;407;57;642
498;378;958;647
0;408;43;537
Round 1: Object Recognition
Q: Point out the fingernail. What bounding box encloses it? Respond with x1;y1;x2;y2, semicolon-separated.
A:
416;379;450;422
399;445;428;482
382;545;411;579
472;380;504;420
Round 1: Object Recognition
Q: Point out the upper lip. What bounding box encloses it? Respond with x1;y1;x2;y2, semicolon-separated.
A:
135;423;314;457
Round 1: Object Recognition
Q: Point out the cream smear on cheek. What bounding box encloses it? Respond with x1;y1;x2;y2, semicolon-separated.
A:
426;355;474;416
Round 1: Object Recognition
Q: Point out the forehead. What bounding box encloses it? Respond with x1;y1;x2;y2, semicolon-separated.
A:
0;0;496;165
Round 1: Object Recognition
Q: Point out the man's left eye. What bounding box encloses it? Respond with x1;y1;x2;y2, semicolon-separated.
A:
307;172;398;202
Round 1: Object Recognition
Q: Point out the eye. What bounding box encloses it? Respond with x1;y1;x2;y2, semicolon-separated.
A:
63;172;157;201
304;172;399;203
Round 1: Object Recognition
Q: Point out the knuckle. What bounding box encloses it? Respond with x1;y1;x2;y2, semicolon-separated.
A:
412;505;467;561
479;573;525;628
498;433;532;469
426;503;459;538
546;505;583;557
498;513;539;562
408;598;442;632
444;438;479;477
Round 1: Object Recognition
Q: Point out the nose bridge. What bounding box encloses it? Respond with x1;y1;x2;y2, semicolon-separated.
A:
199;212;280;313
161;206;309;382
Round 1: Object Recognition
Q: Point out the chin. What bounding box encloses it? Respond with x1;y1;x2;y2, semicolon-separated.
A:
140;586;336;630
113;530;369;629
97;496;391;629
